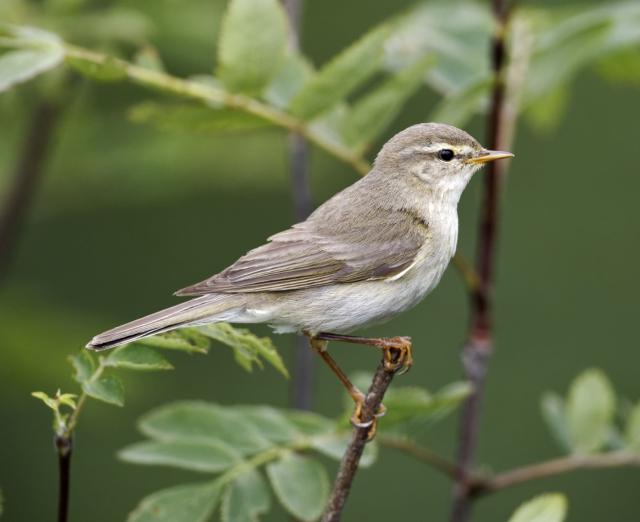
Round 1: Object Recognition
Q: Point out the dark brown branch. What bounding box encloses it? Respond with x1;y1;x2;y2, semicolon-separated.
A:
283;0;316;412
471;452;640;496
450;1;512;520
55;434;72;522
0;101;61;284
322;359;398;522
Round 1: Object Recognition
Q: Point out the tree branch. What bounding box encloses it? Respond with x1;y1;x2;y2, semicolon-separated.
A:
450;0;512;520
471;452;640;496
0;100;61;285
55;434;72;522
322;359;399;522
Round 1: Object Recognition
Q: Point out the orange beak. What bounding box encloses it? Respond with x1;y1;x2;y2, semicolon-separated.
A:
468;149;514;164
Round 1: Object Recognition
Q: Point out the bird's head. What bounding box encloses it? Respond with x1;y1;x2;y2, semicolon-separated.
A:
374;123;513;203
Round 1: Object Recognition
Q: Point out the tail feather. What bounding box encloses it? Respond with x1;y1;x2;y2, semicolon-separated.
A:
86;294;240;351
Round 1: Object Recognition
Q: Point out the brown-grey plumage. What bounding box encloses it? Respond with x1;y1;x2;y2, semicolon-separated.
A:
87;123;513;350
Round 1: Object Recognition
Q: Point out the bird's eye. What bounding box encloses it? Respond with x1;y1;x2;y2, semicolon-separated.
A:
438;149;455;162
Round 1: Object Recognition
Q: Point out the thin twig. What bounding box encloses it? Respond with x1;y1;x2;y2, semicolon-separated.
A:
450;0;512;520
378;435;460;480
322;359;399;522
282;0;316;412
471;452;640;496
62;45;370;175
55;434;72;522
0;100;61;285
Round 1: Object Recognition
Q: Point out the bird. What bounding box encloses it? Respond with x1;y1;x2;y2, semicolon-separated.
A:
86;122;513;434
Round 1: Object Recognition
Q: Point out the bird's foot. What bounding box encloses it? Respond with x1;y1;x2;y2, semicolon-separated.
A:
381;336;413;374
350;391;386;441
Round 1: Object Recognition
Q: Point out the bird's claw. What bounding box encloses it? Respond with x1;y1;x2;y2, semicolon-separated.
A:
382;336;413;374
350;396;386;441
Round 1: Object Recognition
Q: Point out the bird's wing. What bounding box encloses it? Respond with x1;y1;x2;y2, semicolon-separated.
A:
174;216;425;295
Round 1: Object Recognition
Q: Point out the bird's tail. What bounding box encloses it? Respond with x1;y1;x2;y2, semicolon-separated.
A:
86;294;243;351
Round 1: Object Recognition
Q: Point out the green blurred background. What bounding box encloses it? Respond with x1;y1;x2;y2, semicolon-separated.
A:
1;0;639;520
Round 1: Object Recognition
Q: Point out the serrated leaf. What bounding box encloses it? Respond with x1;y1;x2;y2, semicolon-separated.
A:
129;102;271;134
221;470;270;522
289;24;390;120
540;392;571;451
83;374;125;406
106;344;173;371
128;481;222;522
67;55;126;82
119;440;239;473
139;401;270;456
198;323;288;378
137;329;210;354
508;493;568;522
217;0;289;94
341;55;434;148
429;76;492;127
625;402;640;452
310;433;378;468
263;52;313;109
566;368;615;453
266;453;329;522
69;351;97;384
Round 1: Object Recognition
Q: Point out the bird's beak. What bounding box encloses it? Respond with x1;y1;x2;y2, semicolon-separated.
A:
468;149;514;164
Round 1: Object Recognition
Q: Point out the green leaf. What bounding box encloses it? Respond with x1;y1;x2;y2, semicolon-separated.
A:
284;410;336;436
137;329;210;354
235;406;301;444
31;391;57;410
129;102;272;134
263;52;314;109
119;440;239;473
351;375;471;429
384;3;492;95
83;374;125;406
67;55;127;82
341;55;434;149
69;351;97;384
566;368;615;453
217;0;289;94
0;25;64;93
266;453;329;522
221;470;271;522
625;402;640;452
429;77;492;127
128;481;222;522
134;45;165;72
0;48;65;93
310;432;378;468
105;344;173;371
289;24;390;120
540;392;570;451
508;493;568;522
198;323;288;378
139;401;271;456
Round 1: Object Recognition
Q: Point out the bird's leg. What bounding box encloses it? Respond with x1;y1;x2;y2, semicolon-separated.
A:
307;336;385;439
315;332;413;375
